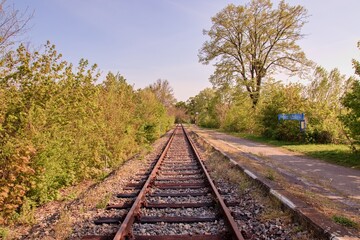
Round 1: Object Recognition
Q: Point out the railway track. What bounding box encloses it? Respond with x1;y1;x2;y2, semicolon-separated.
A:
82;125;244;240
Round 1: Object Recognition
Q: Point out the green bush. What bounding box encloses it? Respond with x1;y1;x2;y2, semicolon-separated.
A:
307;129;333;144
274;121;305;142
221;96;257;134
340;79;360;152
0;43;173;224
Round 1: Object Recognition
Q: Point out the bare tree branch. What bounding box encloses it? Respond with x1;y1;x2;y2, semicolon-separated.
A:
0;0;33;53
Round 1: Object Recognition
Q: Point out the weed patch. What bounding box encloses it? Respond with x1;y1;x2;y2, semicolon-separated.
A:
96;193;112;209
53;211;73;239
332;215;358;229
265;169;276;181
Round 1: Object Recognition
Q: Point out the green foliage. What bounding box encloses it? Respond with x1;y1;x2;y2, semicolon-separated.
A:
189;69;350;145
306;129;333;144
340;79;360;148
265;169;275;181
136;88;174;143
147;79;176;109
96;193;112;209
221;91;257;133
199;0;311;107
0;226;9;239
259;82;306;141
0;42;173;224
305;66;349;143
174;101;190;123
332;215;358;228
339;43;360;152
17;197;36;224
187;88;220;128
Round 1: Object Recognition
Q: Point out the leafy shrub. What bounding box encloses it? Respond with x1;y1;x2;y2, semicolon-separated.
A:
340;79;360;152
222;97;257;134
198;114;220;129
258;83;307;142
0;140;36;224
0;43;174;224
309;129;333;144
274;121;305;142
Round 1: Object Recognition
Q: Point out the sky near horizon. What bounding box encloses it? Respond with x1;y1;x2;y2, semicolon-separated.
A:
11;0;360;101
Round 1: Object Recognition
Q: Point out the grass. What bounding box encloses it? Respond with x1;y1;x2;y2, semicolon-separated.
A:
265;169;276;181
332;215;358;229
95;193;112;209
224;131;360;169
60;191;78;201
53;211;73;239
17;197;36;225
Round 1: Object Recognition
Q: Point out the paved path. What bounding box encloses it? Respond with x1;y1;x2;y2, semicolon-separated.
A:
190;127;360;212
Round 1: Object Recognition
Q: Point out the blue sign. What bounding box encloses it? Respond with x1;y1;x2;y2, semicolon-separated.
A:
278;113;305;121
278;113;306;132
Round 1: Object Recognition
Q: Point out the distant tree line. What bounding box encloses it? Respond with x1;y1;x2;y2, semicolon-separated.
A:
185;64;358;147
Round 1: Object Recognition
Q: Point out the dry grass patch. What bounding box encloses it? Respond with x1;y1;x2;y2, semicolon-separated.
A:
96;193;112;209
53;211;72;239
285;182;360;229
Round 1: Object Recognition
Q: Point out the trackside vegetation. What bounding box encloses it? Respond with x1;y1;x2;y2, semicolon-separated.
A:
0;42;174;224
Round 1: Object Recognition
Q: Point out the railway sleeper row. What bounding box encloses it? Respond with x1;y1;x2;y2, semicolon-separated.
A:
81;125;245;240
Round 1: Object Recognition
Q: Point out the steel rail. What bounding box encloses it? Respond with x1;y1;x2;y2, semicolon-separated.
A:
181;125;245;240
113;126;178;240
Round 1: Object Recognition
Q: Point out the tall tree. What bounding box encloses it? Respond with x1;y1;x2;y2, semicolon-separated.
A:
307;67;349;109
199;0;311;107
173;101;189;123
148;79;176;109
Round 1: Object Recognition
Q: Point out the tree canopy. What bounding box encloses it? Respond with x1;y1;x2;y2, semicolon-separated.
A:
199;0;311;107
340;42;360;152
147;79;176;109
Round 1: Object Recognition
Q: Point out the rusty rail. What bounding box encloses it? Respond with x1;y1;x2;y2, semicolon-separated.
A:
181;125;245;240
112;126;178;240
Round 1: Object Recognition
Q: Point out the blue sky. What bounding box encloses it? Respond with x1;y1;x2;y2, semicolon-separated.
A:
12;0;360;101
